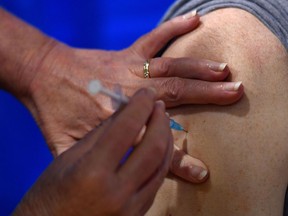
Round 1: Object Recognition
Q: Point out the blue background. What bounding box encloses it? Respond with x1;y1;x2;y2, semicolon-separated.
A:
0;0;174;214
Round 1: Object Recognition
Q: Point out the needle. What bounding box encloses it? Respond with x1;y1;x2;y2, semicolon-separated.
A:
88;80;188;133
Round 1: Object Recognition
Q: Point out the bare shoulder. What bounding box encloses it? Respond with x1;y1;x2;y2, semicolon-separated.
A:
164;8;287;68
147;8;288;216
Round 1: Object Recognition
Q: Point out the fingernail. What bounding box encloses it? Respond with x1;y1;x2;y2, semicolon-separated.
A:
219;63;228;71
165;112;170;117
183;10;197;20
208;62;228;72
190;166;208;181
223;81;242;91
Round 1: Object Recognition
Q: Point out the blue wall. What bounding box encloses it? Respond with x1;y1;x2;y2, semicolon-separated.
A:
0;0;174;214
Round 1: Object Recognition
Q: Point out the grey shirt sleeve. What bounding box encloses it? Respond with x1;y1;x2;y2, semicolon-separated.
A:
160;0;288;51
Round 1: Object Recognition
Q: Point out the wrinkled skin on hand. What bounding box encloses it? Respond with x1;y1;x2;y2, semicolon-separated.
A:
21;14;243;182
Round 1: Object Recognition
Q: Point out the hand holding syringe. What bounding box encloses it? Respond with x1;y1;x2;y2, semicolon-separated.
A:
87;81;210;183
88;80;188;133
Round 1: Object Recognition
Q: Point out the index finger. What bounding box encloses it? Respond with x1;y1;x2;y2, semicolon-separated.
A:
117;100;173;192
84;88;157;170
150;78;244;107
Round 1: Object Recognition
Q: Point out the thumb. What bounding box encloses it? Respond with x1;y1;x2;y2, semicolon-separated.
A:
170;144;209;183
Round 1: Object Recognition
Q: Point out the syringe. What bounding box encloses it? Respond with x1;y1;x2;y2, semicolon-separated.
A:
88;80;188;133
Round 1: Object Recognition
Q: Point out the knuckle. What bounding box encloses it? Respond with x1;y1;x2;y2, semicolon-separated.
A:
191;80;212;99
158;58;172;77
161;78;185;102
195;81;210;93
191;81;213;104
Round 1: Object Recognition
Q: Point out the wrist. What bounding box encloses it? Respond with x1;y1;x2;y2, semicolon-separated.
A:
14;39;59;100
20;41;74;128
0;9;59;100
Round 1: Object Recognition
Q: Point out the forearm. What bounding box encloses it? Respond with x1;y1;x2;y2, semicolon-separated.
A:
0;8;57;99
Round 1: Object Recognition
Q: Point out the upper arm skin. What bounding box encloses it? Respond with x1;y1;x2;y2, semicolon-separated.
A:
147;8;288;216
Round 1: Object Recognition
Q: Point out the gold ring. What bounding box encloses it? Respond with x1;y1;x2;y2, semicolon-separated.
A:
143;60;151;78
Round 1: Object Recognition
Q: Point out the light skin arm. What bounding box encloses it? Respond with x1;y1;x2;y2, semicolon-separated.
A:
147;8;288;216
0;8;57;99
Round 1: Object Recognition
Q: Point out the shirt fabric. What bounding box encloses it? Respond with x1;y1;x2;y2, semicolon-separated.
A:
161;0;288;51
